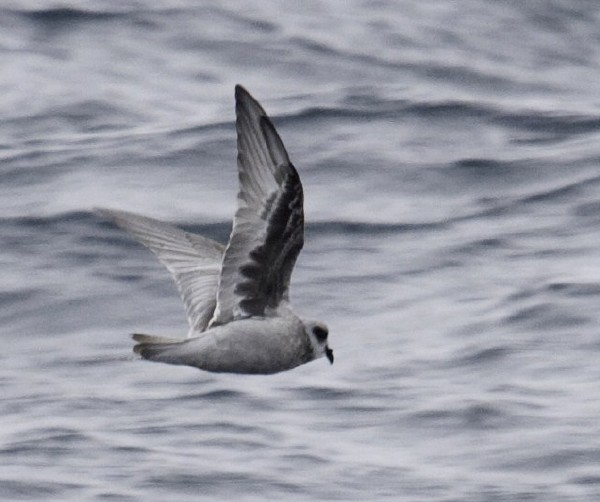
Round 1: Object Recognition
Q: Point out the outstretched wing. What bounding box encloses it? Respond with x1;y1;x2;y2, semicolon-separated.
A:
210;85;304;325
96;208;224;334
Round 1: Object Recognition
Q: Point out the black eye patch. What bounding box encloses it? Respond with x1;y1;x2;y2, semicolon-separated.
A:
313;325;328;342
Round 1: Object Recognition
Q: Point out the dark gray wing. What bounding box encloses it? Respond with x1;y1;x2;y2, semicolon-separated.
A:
210;85;304;325
96;208;224;333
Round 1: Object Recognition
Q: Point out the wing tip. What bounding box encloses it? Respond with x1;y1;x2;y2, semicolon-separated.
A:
235;84;253;105
235;84;267;117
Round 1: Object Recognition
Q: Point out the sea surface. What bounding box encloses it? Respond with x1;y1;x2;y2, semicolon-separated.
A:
2;1;600;500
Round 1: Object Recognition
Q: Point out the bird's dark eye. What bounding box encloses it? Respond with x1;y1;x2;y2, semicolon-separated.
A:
313;325;328;342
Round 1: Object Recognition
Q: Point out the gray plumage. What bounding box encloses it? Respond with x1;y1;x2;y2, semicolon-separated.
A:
97;85;332;374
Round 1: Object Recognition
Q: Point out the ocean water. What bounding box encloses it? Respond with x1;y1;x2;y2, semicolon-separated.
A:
2;1;600;500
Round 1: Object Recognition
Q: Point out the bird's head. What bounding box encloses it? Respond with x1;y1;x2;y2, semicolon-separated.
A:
304;320;333;364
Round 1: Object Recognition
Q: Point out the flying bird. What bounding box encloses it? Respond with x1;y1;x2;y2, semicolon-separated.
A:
97;85;332;374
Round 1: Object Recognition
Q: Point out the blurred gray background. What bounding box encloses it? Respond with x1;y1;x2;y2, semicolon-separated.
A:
2;1;600;500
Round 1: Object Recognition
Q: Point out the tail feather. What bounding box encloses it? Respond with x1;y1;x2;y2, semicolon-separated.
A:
132;333;181;345
132;333;185;360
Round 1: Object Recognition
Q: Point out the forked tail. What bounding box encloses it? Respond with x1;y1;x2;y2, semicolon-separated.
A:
132;333;186;363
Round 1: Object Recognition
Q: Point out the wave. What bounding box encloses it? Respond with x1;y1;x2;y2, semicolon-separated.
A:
16;7;123;25
0;210;450;238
